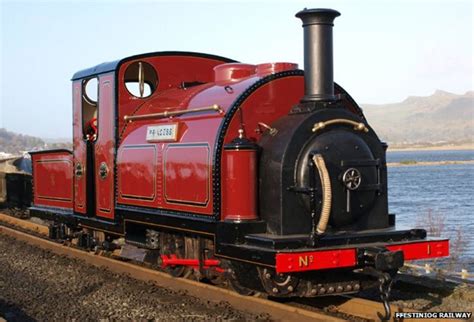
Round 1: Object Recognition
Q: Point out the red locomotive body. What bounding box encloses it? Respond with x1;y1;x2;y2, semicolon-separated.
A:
30;8;448;309
31;150;73;209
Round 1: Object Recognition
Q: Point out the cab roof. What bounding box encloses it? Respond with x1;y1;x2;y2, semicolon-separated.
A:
71;51;237;81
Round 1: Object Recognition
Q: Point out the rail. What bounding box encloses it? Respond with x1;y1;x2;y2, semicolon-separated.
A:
0;213;48;235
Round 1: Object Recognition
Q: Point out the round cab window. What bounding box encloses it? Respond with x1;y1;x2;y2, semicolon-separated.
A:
84;78;98;104
124;61;158;98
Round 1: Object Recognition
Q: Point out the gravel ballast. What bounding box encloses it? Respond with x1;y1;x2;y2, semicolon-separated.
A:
0;234;269;321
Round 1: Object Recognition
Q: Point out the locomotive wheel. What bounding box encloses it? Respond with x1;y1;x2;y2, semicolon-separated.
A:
159;233;191;278
229;278;254;296
258;267;299;296
227;268;255;296
205;267;225;286
222;260;256;296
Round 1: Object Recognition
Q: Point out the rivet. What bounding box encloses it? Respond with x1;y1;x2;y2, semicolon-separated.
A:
354;284;360;291
328;287;335;293
319;287;326;294
311;289;317;295
287;286;294;292
272;288;278;293
345;285;352;291
336;286;343;292
265;273;271;279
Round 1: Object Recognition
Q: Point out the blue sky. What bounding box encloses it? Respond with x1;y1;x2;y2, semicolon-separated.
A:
1;0;472;139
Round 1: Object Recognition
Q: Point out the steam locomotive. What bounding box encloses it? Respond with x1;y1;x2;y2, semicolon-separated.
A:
29;8;449;304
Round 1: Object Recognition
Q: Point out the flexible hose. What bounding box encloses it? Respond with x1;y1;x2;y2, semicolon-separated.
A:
313;154;332;234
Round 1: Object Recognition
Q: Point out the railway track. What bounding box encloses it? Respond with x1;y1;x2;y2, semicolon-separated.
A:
0;212;458;321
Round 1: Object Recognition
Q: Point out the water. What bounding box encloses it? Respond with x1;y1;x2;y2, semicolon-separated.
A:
386;150;474;271
388;149;474;163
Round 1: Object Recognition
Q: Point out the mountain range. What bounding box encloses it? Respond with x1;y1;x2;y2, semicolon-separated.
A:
362;90;473;147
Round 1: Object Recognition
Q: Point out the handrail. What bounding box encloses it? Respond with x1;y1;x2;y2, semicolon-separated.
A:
312;119;369;133
124;104;224;122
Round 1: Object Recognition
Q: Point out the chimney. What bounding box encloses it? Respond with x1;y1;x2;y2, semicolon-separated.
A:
295;8;340;102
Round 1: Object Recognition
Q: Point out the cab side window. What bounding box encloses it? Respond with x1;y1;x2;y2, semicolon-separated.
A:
124;61;158;98
82;77;99;141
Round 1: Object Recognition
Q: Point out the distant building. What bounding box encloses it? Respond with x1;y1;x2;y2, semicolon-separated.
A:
0;152;13;160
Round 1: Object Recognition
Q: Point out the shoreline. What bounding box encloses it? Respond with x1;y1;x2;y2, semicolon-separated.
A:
387;160;474;167
387;144;473;152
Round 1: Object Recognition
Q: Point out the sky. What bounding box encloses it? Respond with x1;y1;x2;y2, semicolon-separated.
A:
0;0;472;139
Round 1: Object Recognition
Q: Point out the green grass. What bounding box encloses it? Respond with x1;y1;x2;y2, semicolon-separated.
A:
399;159;418;165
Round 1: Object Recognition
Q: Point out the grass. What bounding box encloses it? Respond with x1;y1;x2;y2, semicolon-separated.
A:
399;159;418;165
415;209;468;272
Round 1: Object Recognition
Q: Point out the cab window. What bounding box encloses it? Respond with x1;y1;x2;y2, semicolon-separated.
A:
124;61;158;98
82;77;98;141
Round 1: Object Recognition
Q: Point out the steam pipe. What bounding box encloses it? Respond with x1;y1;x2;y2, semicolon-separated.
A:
295;8;340;102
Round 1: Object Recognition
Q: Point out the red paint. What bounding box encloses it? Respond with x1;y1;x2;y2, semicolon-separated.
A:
164;144;210;206
117;71;302;218
386;240;449;260
161;254;223;272
222;76;305;146
117;118;220;215
94;74;116;219
275;239;450;273
116;56;260;215
72;81;87;213
32;151;73;209
255;62;298;76
117;55;232;137
221;76;305;219
222;148;258;221
117;145;157;205
214;63;256;84
276;249;357;273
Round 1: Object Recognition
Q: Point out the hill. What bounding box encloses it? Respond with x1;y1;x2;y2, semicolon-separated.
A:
0;128;71;155
362;90;474;148
0;128;45;154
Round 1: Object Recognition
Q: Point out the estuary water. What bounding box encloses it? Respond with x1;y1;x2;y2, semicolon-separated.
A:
386;150;474;270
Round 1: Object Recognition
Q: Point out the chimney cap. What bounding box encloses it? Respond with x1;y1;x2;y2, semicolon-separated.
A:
295;8;341;26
